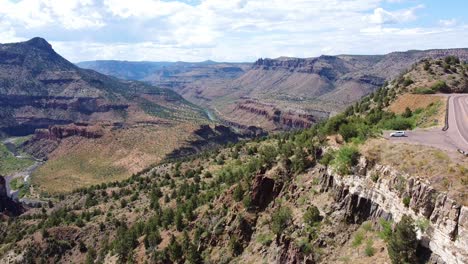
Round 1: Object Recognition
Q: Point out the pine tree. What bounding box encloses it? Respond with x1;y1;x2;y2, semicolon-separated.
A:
387;215;418;264
168;235;183;262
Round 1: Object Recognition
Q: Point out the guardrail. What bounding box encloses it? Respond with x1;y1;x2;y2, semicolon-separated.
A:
442;96;450;131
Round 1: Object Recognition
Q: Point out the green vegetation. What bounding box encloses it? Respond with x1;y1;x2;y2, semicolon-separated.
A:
387;215;418;264
9;177;24;190
351;230;364;248
413;87;436;94
303;205;321;226
271;206;293;237
256;232;274;246
3;56;463;263
331;146;360;175
379;219;393;241
0;142;34;175
365;238;376;257
402;196;411;208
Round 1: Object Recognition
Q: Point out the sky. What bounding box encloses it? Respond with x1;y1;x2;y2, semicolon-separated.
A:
0;0;467;62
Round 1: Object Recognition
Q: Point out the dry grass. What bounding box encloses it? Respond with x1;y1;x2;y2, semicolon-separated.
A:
361;138;468;205
327;222;390;264
388;94;446;128
388;94;445;114
31;123;199;194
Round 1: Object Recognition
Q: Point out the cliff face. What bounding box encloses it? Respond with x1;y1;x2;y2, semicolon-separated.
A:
232;100;327;130
319;157;467;264
0;176;23;216
33;124;103;140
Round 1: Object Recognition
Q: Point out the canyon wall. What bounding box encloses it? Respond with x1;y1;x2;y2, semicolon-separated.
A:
319;158;467;264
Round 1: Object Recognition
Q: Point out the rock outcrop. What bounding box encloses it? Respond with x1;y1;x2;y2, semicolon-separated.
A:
250;172;284;210
0;176;23;216
234;100;327;130
319;159;467;263
34;124;103;140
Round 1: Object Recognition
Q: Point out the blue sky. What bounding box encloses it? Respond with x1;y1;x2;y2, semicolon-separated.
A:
0;0;467;62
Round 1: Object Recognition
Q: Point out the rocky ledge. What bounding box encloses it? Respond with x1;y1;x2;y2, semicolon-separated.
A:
319;157;467;264
235;100;318;129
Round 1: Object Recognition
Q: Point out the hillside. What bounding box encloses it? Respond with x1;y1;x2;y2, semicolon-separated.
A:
0;38;255;194
79;49;468;132
1;57;466;264
0;38;208;136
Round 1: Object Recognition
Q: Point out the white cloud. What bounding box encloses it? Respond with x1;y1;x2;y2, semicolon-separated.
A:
0;0;104;30
0;0;466;62
439;19;457;27
103;0;190;18
366;5;423;25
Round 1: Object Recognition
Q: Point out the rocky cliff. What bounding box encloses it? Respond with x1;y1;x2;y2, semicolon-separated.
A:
0;176;23;217
234;100;324;130
319;157;467;263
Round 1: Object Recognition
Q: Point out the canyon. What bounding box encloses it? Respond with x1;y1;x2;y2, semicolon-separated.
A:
79;49;468;131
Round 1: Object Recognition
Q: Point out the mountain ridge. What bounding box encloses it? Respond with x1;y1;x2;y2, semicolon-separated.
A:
78;48;468;131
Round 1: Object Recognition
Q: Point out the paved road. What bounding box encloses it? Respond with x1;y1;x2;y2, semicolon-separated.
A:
448;95;468;149
387;94;468;153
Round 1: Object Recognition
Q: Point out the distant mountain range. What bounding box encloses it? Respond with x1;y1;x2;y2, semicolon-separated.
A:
78;48;468;131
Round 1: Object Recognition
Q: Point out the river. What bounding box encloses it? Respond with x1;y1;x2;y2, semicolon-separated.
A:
2;137;43;201
204;108;217;122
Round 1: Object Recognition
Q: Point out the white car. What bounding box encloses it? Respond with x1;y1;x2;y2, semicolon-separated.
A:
390;131;406;137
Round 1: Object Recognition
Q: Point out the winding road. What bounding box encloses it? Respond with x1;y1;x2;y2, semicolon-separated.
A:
387;94;468;153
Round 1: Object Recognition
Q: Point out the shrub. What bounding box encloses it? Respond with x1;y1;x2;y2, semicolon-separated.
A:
271;206;292;236
387;215;418;264
256;232;274;246
331;146;360;175
379;219;393;241
431;80;450;93
371;173;379;183
229;236;243;256
319;151;335;166
380;117;413;130
402;78;414;87
339;123;359;142
242;195;252;208
85;248;97;264
233;184;244;202
423;61;430;71
325;114;347;134
402;107;412;118
365;239;376;257
413;87;435;94
303;205;321;226
168;235;183;262
403;196;411;208
352;231;364;248
292;147;308;173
